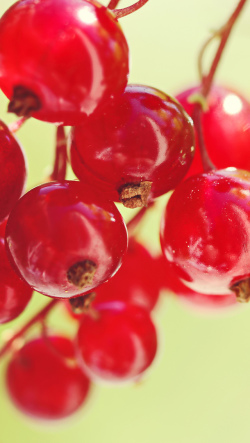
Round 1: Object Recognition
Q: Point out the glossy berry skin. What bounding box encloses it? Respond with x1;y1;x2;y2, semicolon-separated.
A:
6;336;91;420
0;120;26;222
0;224;32;324
5;181;128;298
176;85;250;177
0;0;129;125
76;303;157;383
67;238;160;319
94;239;161;310
157;254;237;311
0;218;7;237
70;84;195;202
160;168;250;296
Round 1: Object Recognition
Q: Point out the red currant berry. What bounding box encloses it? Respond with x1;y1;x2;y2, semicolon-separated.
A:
76;303;157;383
66;238;161;319
70;84;195;208
0;218;7;237
0;223;32;324
160;168;250;302
176;85;250;177
0;120;26;222
6;336;91;420
94;238;161;309
178;291;237;311
157;254;237;311
0;0;129;125
5;181;128;298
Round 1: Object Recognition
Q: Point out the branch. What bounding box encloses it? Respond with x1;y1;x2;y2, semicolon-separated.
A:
0;299;58;359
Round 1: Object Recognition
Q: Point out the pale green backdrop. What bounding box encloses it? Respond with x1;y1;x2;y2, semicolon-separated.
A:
1;1;250;442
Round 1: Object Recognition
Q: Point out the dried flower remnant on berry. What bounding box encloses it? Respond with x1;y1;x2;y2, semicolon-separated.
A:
8;85;41;117
230;278;250;303
67;260;97;288
119;181;152;208
0;0;129;125
69;292;96;314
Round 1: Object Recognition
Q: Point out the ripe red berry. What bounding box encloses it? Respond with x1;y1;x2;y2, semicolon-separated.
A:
157;254;237;311
0;218;7;237
70;84;195;208
176;85;250;177
66;238;161;319
6;336;91;420
0;223;32;324
93;238;161;309
160;168;250;302
5;181;128;298
0;120;26;222
0;0;129;125
76;303;157;382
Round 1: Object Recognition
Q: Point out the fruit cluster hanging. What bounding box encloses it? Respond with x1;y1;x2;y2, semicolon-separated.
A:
0;0;248;421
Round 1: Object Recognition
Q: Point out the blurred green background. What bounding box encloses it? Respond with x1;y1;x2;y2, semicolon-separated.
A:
1;0;250;442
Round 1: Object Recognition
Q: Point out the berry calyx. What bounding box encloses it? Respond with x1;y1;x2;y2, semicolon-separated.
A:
69;292;96;315
5;181;128;298
6;336;91;420
70;84;195;207
8;85;41;118
66;238;161;319
119;181;152;208
0;0;129;125
67;260;97;288
230;278;250;303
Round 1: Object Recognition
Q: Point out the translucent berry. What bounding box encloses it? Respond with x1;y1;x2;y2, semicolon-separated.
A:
0;120;26;222
0;222;32;324
76;303;157;383
5;181;128;298
6;336;91;420
0;0;129;125
157;254;237;311
66;238;161;319
70;84;195;207
160;168;250;302
176;85;250;177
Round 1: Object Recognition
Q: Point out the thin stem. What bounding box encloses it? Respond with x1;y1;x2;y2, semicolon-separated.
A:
40;320;76;365
0;299;58;359
192;0;248;172
201;0;248;98
108;0;121;9
114;0;149;19
8;117;28;133
192;106;215;173
197;32;220;82
50;126;67;182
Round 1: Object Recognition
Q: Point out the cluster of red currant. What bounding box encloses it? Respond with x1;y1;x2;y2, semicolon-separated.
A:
0;0;249;423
